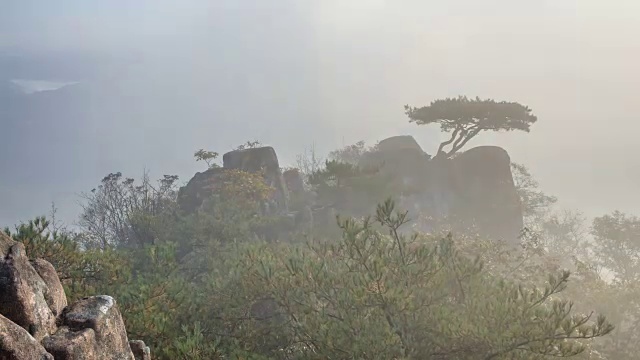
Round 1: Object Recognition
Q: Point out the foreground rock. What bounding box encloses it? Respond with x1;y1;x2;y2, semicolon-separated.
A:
44;296;134;360
30;259;67;318
129;341;151;360
0;313;53;360
0;242;57;340
0;233;150;359
0;231;17;257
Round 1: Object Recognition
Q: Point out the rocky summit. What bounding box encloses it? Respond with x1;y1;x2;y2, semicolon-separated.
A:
179;137;524;244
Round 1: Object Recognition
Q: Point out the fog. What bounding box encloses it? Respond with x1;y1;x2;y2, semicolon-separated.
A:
2;0;640;226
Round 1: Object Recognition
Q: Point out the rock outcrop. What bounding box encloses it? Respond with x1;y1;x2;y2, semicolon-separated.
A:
0;242;58;340
178;137;524;244
409;145;523;243
176;166;226;213
375;135;425;154
178;146;289;215
448;146;523;243
223;146;289;213
362;136;524;243
360;135;432;193
0;233;150;360
0;313;53;360
1;231;16;257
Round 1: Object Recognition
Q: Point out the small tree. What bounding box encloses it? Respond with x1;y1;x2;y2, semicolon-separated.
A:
194;149;220;169
78;172;179;249
328;140;370;165
511;162;558;222
235;140;262;151
405;96;537;158
295;144;324;178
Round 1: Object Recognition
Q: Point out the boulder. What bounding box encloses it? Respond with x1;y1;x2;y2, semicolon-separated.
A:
42;327;97;360
0;313;53;360
179;147;290;215
359;136;431;190
0;242;57;340
223;146;289;213
358;135;431;178
448;146;524;243
129;340;151;360
57;296;134;360
375;135;425;154
177;167;226;213
30;259;67;317
0;231;17;257
371;143;524;244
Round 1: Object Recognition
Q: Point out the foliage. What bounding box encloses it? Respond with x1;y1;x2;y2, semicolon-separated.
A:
405;96;537;158
194;149;220;169
113;242;205;359
584;211;640;359
205;169;275;212
511;162;558;222
7;141;630;360
78;172;179;249
295;144;324;179
5;193;617;360
327;140;371;165
592;211;640;283
308;160;392;218
168;322;223;360
235;140;262;151
489;162;640;359
212;199;613;359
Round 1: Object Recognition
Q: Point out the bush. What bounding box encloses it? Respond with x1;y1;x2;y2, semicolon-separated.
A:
6;199;613;359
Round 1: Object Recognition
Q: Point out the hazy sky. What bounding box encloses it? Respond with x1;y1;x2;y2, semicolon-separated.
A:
1;0;640;227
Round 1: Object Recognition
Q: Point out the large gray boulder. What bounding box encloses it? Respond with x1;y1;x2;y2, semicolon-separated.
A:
0;242;57;341
41;327;98;360
415;146;523;243
359;135;431;192
0;313;53;360
30;259;67;318
361;139;524;243
51;296;135;360
449;146;524;243
375;135;425;154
